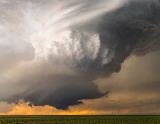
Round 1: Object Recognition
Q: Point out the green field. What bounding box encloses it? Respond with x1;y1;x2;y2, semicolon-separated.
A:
0;115;160;124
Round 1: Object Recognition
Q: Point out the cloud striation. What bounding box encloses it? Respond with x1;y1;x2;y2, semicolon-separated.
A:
0;0;160;110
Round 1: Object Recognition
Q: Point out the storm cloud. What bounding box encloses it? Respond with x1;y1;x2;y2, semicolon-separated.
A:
0;0;160;110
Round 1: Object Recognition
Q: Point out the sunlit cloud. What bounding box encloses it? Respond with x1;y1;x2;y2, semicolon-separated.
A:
0;0;160;114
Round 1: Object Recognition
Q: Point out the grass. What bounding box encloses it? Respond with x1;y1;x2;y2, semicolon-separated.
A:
0;115;160;124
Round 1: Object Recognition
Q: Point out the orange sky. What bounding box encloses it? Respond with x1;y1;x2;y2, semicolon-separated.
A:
0;0;160;115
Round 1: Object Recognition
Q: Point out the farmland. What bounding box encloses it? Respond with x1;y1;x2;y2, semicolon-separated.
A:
0;115;160;124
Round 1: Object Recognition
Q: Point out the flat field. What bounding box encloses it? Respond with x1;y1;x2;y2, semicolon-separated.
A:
0;115;160;124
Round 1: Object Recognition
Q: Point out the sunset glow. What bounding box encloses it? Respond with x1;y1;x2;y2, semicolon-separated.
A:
0;0;160;115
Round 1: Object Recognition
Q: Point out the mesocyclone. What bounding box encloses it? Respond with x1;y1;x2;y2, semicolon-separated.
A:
0;0;160;110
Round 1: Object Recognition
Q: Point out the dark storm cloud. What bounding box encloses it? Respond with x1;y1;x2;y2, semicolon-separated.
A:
6;75;106;110
1;0;160;110
93;0;160;75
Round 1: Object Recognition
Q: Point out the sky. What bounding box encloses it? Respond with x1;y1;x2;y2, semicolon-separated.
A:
0;0;160;115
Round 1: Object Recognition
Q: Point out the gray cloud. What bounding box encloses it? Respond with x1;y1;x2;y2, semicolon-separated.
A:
6;75;106;110
0;0;160;110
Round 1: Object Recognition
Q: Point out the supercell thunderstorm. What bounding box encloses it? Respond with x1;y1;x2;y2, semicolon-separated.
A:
0;0;160;109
